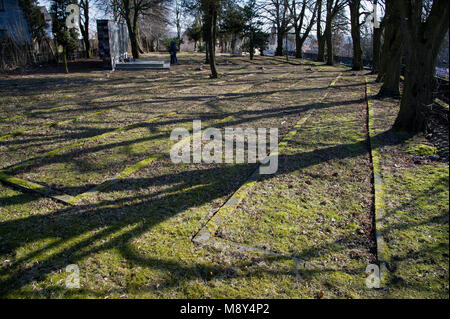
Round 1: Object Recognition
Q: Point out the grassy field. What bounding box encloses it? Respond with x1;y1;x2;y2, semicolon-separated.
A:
0;53;447;298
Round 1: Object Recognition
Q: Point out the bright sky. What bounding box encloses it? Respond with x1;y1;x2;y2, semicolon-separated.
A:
36;1;381;39
37;0;178;38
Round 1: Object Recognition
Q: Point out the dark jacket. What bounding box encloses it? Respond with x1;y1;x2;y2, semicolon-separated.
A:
170;41;177;53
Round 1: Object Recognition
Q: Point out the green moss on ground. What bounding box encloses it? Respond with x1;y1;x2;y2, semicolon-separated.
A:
382;165;449;298
367;75;449;299
407;144;437;156
0;61;447;299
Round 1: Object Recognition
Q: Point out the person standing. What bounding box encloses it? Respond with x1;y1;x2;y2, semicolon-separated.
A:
170;41;178;65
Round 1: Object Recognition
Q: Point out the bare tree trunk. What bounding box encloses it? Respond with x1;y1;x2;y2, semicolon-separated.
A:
316;0;325;62
63;46;68;74
349;0;363;70
249;34;255;60
395;48;435;131
394;0;449;132
325;22;333;65
129;27;139;59
317;36;326;61
137;28;145;54
205;41;210;64
150;39;155;52
125;15;139;59
276;31;284;56
231;34;237;55
79;0;91;58
205;1;218;78
294;31;305;59
372;26;382;73
377;0;402;95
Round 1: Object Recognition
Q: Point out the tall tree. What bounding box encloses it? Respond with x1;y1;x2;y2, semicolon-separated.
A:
78;0;91;58
316;0;326;61
371;0;385;74
200;0;221;78
138;4;171;52
242;0;268;60
111;0;170;59
394;0;449;132
376;0;402;96
324;0;347;66
50;0;79;73
262;0;291;56
288;0;318;59
219;0;245;55
348;0;363;70
186;16;203;50
175;0;182;48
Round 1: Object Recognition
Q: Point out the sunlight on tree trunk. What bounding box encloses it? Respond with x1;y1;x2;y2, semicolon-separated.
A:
394;0;449;132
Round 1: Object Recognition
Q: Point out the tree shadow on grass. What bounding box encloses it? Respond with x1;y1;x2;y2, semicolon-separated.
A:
0;127;414;297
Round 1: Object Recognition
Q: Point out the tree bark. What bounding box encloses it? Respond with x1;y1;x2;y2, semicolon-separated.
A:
325;21;333;65
290;0;318;60
372;26;381;73
394;0;449;132
395;48;435;131
377;13;402;98
316;0;325;62
294;31;305;59
125;16;139;59
349;0;363;70
249;33;255;60
325;0;335;66
276;31;284;56
63;46;69;74
231;33;237;55
79;0;91;58
123;0;140;59
377;0;402;87
205;41;210;64
205;1;218;78
317;35;326;61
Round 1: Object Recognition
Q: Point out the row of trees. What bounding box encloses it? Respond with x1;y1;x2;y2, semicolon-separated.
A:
183;0;448;132
42;0;449;133
181;0;271;78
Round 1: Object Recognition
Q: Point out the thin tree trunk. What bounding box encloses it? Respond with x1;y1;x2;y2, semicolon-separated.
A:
206;3;218;78
325;22;333;65
63;46;68;74
294;27;302;58
80;22;91;58
79;0;91;59
249;34;255;60
205;41;210;64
